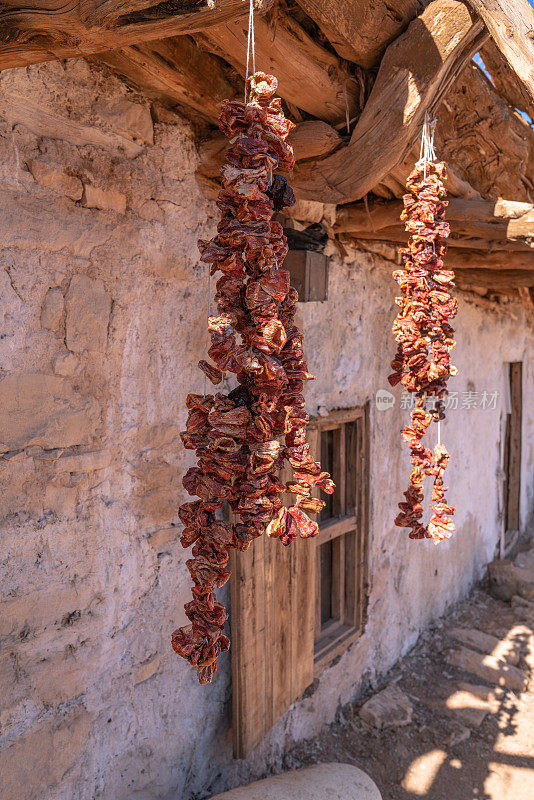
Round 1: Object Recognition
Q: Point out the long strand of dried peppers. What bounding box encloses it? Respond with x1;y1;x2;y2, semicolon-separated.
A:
172;72;334;684
389;157;458;543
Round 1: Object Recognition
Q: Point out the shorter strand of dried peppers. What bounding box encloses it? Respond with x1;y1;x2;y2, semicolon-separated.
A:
172;72;334;684
389;161;458;543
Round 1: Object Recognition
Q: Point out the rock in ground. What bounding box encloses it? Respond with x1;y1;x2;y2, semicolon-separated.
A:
359;684;413;730
210;764;382;800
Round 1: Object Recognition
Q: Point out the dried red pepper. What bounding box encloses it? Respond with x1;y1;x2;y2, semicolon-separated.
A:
389;161;457;543
172;73;334;684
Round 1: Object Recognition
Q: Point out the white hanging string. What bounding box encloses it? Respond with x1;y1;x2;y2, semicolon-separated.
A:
202;3;254;395
417;110;437;179
417;110;441;448
245;0;256;102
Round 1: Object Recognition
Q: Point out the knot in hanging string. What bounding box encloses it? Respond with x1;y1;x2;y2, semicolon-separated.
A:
245;0;256;103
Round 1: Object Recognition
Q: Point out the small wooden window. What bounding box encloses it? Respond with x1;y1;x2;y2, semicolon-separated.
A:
230;405;370;757
308;407;370;675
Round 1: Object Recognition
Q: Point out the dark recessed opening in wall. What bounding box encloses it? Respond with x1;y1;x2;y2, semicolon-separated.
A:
283;223;329;302
503;361;522;551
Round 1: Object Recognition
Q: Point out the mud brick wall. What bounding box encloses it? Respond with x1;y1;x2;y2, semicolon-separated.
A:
0;59;533;800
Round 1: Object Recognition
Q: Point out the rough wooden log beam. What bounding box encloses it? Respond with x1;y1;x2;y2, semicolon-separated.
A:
352;234;534;292
350;235;534;271
0;0;272;71
466;0;534;108
198;120;342;177
336;197;534;236
380;149;482;200
291;0;487;204
446;250;534;272
342;225;534;252
454;268;534;289
437;63;534;202
96;37;241;124
293;0;428;68
197;9;360;124
352;237;534;290
480;40;534;121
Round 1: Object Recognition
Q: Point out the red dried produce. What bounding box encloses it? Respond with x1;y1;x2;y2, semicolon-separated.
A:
389;160;457;543
172;72;334;684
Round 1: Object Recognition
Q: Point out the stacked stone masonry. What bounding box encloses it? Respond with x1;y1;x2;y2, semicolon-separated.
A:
0;59;533;800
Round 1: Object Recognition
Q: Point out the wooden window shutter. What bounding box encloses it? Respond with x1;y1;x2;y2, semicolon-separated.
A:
230;409;369;757
230;441;316;758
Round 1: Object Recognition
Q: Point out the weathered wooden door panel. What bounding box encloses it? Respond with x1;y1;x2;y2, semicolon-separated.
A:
230;532;315;758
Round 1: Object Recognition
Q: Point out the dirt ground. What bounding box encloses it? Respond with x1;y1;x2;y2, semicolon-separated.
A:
283;587;534;800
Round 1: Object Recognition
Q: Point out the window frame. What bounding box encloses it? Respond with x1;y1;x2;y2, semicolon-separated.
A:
308;405;370;676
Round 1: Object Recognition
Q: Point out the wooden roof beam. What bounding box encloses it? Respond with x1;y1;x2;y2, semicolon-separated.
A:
345;232;534;270
196;9;361;125
0;0;273;71
291;0;487;204
347;236;534;289
336;196;534;258
336;196;534;235
95;37;241;125
293;0;428;69
454;267;534;289
198;120;343;176
341;226;534;252
466;0;534;109
480;39;534;122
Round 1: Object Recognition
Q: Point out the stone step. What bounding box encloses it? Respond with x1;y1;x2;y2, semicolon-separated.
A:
445;646;529;692
457;681;502;709
512;595;534;623
209;764;382;800
488;559;534;603
359;684;413;730
448;626;520;665
413;679;496;728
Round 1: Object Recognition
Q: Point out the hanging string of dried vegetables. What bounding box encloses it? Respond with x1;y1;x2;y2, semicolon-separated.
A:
389;155;458;543
172;72;334;684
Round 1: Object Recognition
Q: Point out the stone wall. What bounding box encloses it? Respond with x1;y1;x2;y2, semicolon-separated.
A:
0;60;532;800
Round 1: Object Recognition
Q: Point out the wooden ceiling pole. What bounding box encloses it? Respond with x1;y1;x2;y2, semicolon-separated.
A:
292;0;428;68
95;38;241;125
447;251;534;273
0;0;273;71
336;197;534;236
198;120;342;176
341;226;534;252
454;268;534;289
291;0;488;204
197;9;361;125
466;0;534;107
480;39;534;121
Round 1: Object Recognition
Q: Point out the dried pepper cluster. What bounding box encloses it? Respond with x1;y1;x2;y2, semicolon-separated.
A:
389;160;458;543
172;72;334;684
